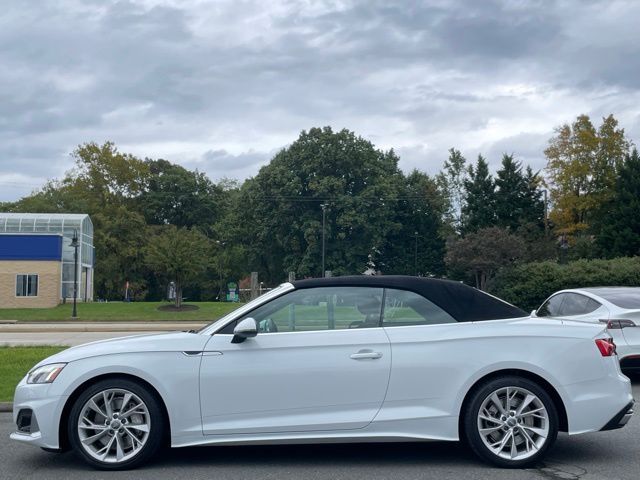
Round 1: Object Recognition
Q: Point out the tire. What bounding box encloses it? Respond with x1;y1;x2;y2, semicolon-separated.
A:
462;375;559;468
67;378;165;470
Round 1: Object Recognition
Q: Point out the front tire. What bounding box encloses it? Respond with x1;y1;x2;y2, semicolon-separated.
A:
67;378;165;470
463;376;559;468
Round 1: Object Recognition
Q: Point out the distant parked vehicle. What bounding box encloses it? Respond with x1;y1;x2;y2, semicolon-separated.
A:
533;287;640;372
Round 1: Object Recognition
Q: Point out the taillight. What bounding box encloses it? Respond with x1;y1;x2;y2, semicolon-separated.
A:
595;338;617;357
601;319;637;329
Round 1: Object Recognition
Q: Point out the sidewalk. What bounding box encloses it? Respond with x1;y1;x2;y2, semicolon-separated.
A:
0;322;207;347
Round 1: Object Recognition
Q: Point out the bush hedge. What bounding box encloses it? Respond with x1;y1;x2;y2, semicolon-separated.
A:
490;257;640;311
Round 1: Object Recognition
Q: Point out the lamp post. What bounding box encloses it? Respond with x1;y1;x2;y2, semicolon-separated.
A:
321;203;328;277
70;229;80;319
414;231;419;276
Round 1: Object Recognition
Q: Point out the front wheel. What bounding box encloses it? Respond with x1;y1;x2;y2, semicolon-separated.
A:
463;376;559;468
68;378;165;470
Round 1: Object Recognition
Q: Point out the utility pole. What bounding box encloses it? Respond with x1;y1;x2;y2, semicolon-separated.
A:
543;189;549;236
71;229;79;319
414;231;418;276
321;203;328;277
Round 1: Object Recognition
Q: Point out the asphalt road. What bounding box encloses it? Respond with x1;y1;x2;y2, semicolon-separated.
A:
1;377;638;480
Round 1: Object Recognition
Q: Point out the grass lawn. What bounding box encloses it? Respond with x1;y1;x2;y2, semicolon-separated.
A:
0;347;67;402
0;302;243;322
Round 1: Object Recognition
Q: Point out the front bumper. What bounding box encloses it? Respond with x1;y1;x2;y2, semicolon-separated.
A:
601;401;635;431
10;380;68;450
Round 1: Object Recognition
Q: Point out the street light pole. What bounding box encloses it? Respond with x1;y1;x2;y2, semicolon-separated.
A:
321;203;328;277
414;231;418;276
71;229;79;319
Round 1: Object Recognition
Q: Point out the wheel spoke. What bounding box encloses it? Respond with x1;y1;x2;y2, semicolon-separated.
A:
98;435;116;460
120;393;132;413
479;414;502;425
490;392;507;415
519;406;545;417
120;402;145;419
516;395;537;415
115;435;125;461
81;428;109;445
510;431;518;459
127;423;149;433
124;427;143;448
479;425;503;434
522;425;547;438
103;391;113;418
87;399;107;419
519;426;539;450
496;430;512;453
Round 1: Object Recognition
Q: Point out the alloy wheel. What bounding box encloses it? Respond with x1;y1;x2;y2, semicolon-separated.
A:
76;388;151;464
476;386;549;461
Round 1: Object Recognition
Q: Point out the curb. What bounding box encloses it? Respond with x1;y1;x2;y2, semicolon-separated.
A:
0;403;12;413
0;322;207;333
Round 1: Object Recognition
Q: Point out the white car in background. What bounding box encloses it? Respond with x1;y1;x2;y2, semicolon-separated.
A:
533;287;640;372
10;277;634;470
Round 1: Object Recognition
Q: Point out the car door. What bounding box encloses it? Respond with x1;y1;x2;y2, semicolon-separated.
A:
199;286;391;435
376;288;468;430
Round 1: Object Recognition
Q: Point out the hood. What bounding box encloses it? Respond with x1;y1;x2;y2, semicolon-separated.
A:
34;331;210;367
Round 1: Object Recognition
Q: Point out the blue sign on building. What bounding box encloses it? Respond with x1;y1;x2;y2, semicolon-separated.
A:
0;234;63;261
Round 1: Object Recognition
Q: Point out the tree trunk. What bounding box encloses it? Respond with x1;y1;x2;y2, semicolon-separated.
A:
175;284;182;309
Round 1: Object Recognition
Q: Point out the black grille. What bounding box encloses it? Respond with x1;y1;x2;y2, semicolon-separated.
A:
16;409;34;434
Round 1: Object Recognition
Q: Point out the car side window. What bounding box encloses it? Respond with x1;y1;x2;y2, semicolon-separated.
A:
226;287;383;333
537;294;565;317
558;293;599;316
585;298;602;313
382;288;456;326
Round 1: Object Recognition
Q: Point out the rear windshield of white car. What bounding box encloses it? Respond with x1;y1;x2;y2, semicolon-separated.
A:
599;291;640;309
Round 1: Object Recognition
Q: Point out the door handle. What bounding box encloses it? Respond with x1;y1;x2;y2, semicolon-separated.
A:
350;350;383;360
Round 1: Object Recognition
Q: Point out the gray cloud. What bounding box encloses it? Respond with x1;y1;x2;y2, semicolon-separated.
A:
1;0;640;201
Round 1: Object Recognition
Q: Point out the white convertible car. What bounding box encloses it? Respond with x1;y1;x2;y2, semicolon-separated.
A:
11;276;634;470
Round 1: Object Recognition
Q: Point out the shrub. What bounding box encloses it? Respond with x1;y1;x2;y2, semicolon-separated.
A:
490;257;640;311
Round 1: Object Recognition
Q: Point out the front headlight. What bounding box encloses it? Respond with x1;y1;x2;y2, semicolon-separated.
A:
26;363;67;384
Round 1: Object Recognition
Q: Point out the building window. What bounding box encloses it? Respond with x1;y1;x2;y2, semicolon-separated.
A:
16;275;38;297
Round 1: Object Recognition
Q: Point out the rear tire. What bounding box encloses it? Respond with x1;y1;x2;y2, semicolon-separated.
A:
67;378;165;470
463;375;558;468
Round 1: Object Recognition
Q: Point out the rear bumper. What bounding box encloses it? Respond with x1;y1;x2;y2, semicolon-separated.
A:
620;355;640;372
600;401;635;431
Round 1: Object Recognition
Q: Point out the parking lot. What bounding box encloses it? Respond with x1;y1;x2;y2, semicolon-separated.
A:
0;377;637;480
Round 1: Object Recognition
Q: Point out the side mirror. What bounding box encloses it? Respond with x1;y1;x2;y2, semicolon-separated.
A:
231;318;258;344
530;310;538;318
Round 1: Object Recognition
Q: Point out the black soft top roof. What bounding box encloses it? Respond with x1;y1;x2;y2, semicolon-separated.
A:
292;275;526;322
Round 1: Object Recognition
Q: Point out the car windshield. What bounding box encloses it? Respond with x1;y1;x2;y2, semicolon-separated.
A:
596;290;640;309
198;283;291;333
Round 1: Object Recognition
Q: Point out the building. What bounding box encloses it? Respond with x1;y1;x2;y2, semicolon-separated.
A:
0;213;94;308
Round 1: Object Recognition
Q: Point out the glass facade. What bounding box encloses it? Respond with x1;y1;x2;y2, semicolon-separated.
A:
0;214;94;301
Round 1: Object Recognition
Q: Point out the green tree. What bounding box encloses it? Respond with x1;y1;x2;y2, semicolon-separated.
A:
494;154;529;231
93;207;151;300
461;155;495;233
597;148;640;257
141;159;224;231
445;227;525;290
378;170;446;275
235;127;404;282
436;148;467;234
145;226;211;308
545;114;629;234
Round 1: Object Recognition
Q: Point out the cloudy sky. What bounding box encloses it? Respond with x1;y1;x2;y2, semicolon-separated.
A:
2;0;640;201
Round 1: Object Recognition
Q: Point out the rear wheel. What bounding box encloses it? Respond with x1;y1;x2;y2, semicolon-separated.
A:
463;376;558;468
68;378;165;470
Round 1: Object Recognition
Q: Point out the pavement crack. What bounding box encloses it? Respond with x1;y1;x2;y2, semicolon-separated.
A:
531;461;588;480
